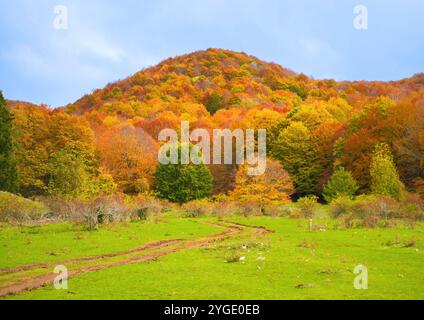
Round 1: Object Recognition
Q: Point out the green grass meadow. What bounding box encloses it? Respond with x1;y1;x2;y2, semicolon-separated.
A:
1;214;423;300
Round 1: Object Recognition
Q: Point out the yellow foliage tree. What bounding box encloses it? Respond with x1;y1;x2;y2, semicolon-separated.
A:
231;159;294;212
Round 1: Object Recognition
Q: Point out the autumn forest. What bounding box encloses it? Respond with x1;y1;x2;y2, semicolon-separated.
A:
1;48;424;300
2;49;424;201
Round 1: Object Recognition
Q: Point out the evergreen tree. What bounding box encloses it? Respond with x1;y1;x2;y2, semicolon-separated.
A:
154;144;213;203
0;91;18;193
322;167;358;202
206;92;223;115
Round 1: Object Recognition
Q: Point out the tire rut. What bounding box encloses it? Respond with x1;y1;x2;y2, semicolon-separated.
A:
0;221;271;298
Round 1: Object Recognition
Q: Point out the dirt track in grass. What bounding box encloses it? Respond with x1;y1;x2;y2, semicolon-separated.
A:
0;221;272;298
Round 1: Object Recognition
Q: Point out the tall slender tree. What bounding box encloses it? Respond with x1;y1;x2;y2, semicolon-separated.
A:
370;143;405;200
0;91;18;192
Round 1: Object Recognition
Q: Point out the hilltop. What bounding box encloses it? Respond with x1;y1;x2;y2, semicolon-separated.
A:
66;48;299;116
65;48;423;119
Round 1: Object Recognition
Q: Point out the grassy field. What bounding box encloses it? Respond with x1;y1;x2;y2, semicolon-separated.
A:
1;214;423;300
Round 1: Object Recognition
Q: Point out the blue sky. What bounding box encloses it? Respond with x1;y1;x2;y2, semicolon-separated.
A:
0;0;423;107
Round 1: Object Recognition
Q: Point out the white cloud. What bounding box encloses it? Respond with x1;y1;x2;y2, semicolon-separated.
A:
51;29;126;64
80;35;126;63
298;37;341;62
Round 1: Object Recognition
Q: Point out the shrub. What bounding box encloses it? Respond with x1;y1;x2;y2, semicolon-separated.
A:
43;194;170;228
403;192;424;209
340;195;390;228
296;195;319;219
131;194;167;220
0;192;49;224
276;204;294;217
89;199;128;228
399;206;423;227
239;200;262;217
89;172;118;197
135;208;148;220
224;251;243;263
45;195;132;230
289;208;304;219
329;196;354;218
339;195;424;228
323;167;358;202
262;204;281;217
211;196;240;218
182;199;214;217
396;196;424;227
94;196;133;225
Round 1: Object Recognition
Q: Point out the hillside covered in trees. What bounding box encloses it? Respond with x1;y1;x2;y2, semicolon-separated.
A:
3;48;424;201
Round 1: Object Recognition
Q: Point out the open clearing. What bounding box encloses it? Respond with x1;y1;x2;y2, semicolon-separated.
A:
0;215;423;300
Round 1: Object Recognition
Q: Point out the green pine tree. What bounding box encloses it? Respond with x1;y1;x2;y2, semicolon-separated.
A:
323;167;358;202
153;144;213;204
0;91;18;193
206;92;223;115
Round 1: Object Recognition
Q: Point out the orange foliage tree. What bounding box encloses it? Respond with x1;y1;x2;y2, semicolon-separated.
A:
96;124;158;194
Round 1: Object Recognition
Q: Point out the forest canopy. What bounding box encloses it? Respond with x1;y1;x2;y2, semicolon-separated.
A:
2;49;424;201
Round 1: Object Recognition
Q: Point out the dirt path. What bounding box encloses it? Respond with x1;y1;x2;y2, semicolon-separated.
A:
0;221;271;298
0;239;183;276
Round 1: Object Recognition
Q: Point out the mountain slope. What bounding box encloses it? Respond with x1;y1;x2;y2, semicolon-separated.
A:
66;48;306;117
6;49;424;196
